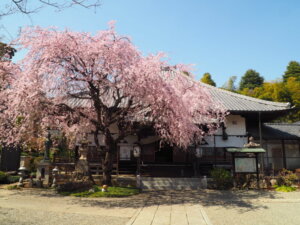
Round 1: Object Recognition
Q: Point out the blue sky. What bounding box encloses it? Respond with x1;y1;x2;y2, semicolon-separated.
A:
1;0;300;87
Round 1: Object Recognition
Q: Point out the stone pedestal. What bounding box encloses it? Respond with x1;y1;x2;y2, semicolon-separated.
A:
75;145;89;176
36;161;51;186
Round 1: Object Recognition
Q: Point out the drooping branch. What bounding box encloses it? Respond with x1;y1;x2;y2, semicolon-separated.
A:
0;0;101;16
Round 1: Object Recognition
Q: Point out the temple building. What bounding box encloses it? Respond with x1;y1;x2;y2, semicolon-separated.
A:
81;82;297;177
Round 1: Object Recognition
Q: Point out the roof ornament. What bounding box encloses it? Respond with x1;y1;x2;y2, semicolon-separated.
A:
244;136;260;148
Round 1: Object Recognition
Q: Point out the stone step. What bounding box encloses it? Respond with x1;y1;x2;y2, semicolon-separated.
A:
141;177;206;190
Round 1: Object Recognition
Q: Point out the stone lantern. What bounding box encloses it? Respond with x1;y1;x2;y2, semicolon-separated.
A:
18;166;28;187
51;166;59;188
36;129;53;186
133;144;141;176
194;146;203;177
133;145;141;158
195;146;203;158
75;137;91;176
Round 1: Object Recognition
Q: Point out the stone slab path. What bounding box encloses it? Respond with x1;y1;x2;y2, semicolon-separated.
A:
126;200;212;225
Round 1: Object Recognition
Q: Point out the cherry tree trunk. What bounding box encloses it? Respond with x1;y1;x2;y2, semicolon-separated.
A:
102;150;113;185
101;134;117;186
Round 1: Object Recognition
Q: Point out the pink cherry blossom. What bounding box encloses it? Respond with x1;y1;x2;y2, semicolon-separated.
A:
0;23;227;184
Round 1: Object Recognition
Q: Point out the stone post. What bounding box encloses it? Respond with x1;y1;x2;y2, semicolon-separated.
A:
75;138;90;176
36;130;53;187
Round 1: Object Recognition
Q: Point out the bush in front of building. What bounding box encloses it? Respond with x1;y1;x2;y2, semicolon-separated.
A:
0;171;8;184
0;171;20;184
277;169;298;187
210;168;233;189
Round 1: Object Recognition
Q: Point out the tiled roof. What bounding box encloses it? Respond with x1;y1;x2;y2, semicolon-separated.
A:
264;123;300;139
64;81;292;113
249;123;300;140
199;82;292;112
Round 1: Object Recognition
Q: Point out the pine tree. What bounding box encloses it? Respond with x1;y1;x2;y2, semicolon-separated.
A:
239;69;264;90
283;61;300;82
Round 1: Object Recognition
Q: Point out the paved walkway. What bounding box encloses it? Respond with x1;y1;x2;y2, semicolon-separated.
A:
127;203;212;225
126;193;212;225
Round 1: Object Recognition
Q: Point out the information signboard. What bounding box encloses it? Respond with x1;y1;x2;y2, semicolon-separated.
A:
235;158;257;173
120;145;132;161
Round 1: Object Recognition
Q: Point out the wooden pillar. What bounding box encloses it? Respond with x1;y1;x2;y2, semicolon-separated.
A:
116;145;120;175
213;135;217;167
256;153;260;189
232;152;236;188
258;111;264;173
281;139;287;169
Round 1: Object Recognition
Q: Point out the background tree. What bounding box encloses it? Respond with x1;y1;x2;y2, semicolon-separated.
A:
283;61;300;82
200;72;216;86
0;0;100;16
0;24;226;184
222;76;237;92
239;78;299;122
239;69;264;90
285;77;300;121
0;42;16;113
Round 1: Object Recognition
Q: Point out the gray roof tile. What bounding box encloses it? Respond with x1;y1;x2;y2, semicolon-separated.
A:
199;82;292;112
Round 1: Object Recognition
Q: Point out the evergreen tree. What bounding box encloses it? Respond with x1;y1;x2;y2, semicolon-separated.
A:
200;73;216;86
239;69;264;90
283;61;300;82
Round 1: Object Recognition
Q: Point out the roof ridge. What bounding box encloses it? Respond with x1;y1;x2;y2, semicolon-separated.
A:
198;81;291;108
264;123;300;126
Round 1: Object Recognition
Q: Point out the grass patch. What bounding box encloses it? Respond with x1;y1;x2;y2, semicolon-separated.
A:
60;186;140;198
6;184;20;190
274;185;297;192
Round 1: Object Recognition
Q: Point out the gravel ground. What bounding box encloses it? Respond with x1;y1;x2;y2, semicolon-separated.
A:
0;207;128;225
1;187;300;225
201;190;300;225
0;188;141;225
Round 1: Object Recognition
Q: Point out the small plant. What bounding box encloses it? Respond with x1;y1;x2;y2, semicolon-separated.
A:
6;184;20;190
0;171;8;184
274;185;296;192
210;168;233;189
277;169;298;187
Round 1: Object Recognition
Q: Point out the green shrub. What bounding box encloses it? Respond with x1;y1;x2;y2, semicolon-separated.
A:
56;181;93;193
7;176;20;184
277;169;298;186
210;168;233;189
69;186;140;198
0;171;8;184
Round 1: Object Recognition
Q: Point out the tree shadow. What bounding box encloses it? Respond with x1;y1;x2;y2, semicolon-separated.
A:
70;189;281;212
1;187;287;213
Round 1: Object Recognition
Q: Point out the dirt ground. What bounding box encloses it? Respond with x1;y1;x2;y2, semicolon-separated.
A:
0;187;300;225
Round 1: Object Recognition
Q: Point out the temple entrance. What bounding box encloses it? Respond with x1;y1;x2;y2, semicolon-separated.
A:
155;144;173;163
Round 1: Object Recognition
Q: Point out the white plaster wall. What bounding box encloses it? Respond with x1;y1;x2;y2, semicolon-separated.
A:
200;115;247;148
215;136;248;147
201;135;248;148
215;115;246;136
81;115;247;148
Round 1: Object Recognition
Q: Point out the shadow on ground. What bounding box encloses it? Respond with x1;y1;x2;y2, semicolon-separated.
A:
1;187;287;212
69;189;279;212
